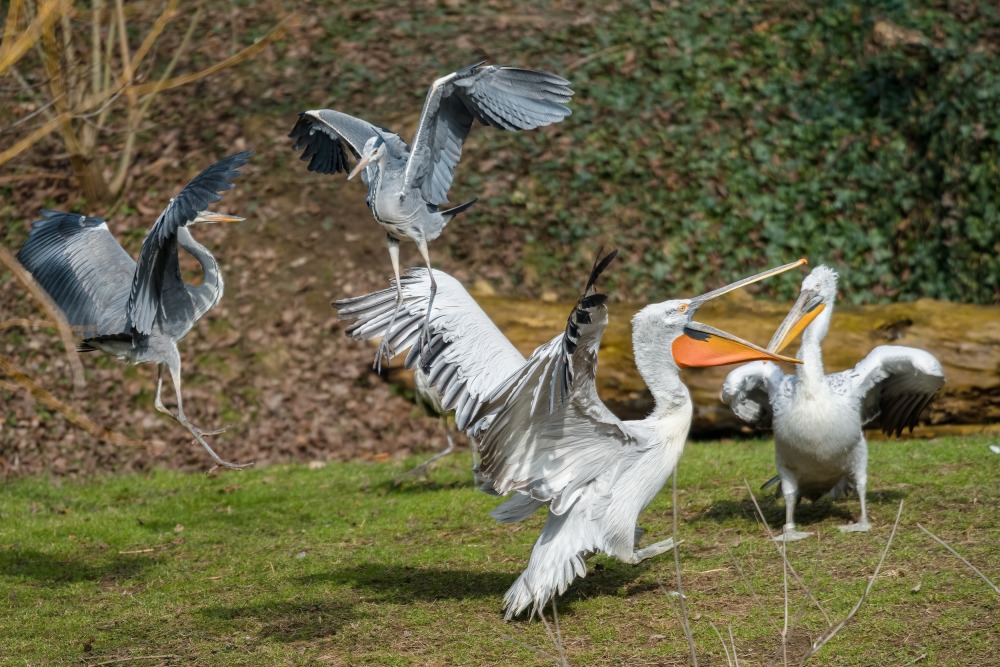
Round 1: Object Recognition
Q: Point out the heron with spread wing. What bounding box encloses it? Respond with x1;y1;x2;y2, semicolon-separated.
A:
291;62;573;370
722;265;945;541
336;252;804;619
17;152;254;470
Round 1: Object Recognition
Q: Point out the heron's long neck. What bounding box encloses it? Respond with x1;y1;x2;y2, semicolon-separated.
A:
178;226;224;322
797;304;833;391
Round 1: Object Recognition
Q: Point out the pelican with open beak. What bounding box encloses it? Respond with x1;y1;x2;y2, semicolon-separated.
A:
722;265;945;541
337;253;806;618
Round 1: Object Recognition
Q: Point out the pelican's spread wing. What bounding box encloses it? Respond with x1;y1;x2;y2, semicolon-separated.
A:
849;345;945;435
721;361;785;429
469;252;636;515
289;109;407;176
126;151;252;338
404;63;574;204
334;268;526;430
17;211;134;338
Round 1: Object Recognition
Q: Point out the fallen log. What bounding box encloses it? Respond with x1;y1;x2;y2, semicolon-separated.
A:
386;291;1000;438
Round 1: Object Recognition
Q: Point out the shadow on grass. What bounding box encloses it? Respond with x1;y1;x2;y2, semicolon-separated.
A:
0;547;156;585
297;559;659;619
198;598;357;642
698;487;908;528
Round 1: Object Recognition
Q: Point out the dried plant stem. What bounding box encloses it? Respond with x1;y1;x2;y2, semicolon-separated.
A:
709;621;734;667
916;523;999;595
0;354;143;448
743;480;832;626
0;245;85;391
798;500;905;664
672;471;699;666
725;546;778;631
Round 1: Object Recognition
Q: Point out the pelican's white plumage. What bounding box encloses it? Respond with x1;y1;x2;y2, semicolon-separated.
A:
722;265;945;541
337;254;803;618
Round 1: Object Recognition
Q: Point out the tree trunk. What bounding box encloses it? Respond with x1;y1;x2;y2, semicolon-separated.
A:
386;293;1000;438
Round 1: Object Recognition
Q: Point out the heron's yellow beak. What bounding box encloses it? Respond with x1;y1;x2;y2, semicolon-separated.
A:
671;258;808;368
348;154;371;181
767;290;826;354
197;211;244;224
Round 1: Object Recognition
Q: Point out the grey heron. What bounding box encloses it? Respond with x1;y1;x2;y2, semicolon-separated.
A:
335;252;805;619
17;151;254;471
290;62;573;370
722;265;945;541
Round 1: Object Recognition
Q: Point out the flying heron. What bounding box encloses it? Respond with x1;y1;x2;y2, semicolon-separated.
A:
336;252;805;619
290;62;573;370
17;151;254;471
722;265;945;541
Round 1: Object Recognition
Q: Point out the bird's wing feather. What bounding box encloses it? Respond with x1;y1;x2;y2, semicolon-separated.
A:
721;361;785;429
289;109;408;176
334;268;526;431
468;252;638;514
126;151;251;337
404;63;573;204
17;211;134;338
849;345;945;435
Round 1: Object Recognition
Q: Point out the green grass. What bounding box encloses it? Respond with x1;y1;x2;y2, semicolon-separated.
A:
1;435;997;666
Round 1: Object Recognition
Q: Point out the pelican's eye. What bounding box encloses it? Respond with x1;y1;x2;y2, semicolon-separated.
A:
677;303;689;314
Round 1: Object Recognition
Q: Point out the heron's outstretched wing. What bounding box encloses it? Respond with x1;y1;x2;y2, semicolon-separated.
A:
849;345;944;435
721;361;786;429
467;252;638;515
289;109;408;176
334;268;526;431
126;151;252;338
17;211;134;338
404;63;574;205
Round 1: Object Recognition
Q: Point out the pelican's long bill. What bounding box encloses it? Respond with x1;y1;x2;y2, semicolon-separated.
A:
672;259;808;369
767;289;827;354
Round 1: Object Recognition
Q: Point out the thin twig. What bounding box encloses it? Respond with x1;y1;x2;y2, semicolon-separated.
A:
0;245;85;391
728;625;740;667
916;523;999;595
84;655;177;666
781;537;789;667
798;500;904;664
498;633;562;664
672;471;698;666
743;480;832;626
536;600;569;667
709;621;734;667
725;546;778;630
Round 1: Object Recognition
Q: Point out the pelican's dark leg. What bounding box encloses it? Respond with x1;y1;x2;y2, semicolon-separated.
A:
415;236;436;352
164;352;251;471
375;234;404;374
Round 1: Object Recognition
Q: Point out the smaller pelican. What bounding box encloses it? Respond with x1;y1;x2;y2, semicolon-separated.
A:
722;265;945;541
337;253;805;618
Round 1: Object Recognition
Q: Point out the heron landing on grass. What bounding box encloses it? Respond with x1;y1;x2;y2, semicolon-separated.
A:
291;62;573;372
17;152;255;471
336;251;806;619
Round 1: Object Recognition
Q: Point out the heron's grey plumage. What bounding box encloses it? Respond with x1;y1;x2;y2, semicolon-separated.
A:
336;253;801;619
298;63;573;370
17;151;254;470
722;265;945;541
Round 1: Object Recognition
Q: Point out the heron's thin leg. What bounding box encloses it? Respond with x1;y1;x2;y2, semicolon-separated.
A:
166;357;253;471
153;364;173;417
395;415;456;485
374;235;404;374
415;237;436;352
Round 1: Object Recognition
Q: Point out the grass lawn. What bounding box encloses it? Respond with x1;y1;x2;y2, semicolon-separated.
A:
1;435;996;666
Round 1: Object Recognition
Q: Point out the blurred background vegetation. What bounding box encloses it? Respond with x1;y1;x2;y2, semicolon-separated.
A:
3;0;998;305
